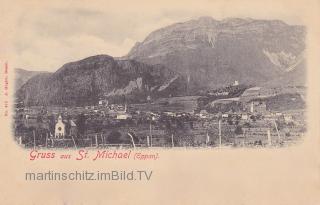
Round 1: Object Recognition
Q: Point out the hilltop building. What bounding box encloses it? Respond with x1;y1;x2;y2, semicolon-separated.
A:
98;99;108;106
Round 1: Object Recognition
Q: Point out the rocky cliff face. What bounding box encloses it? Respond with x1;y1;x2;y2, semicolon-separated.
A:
126;17;306;90
16;55;186;106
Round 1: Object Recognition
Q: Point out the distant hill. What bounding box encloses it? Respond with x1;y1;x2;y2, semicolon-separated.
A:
16;55;187;106
15;68;49;91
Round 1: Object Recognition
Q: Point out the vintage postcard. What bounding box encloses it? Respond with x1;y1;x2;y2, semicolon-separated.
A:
0;0;319;204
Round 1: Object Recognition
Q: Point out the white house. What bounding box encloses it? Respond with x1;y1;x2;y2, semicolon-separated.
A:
222;113;229;118
241;114;249;120
284;114;293;123
116;113;132;120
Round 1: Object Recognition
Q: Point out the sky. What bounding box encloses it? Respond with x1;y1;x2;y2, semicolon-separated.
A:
0;0;312;72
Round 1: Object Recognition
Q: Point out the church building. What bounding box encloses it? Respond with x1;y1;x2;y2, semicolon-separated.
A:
55;115;65;138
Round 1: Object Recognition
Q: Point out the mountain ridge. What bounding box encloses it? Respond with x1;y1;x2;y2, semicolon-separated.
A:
16;17;306;106
125;16;305;90
16;55;187;106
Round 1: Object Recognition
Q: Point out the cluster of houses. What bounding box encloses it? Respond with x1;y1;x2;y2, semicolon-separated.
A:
14;81;305;147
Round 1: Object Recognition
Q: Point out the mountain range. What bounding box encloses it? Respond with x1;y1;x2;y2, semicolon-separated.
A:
126;17;305;89
16;16;306;106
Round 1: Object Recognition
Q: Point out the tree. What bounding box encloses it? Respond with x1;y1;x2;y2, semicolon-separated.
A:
36;115;43;123
189;121;194;129
128;132;139;144
76;114;87;135
227;116;233;125
107;130;123;144
243;122;251;128
250;115;256;122
65;121;71;136
234;126;243;135
48;115;56;135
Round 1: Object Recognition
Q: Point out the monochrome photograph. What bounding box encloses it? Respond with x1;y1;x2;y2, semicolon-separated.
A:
13;13;306;149
2;0;320;205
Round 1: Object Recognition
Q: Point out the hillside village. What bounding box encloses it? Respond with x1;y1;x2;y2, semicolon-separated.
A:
14;81;306;148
